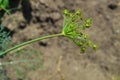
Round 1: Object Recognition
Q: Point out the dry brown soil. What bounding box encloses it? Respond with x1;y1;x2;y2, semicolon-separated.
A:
1;0;120;80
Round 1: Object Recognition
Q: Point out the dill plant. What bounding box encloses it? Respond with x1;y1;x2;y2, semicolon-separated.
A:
0;24;11;80
0;9;98;56
0;25;10;51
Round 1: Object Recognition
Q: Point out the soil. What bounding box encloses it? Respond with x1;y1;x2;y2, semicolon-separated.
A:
1;0;120;80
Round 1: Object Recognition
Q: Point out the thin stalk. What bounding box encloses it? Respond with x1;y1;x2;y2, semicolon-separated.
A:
0;33;64;56
2;7;11;15
0;59;41;66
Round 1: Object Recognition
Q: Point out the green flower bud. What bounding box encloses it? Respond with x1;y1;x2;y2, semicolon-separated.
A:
83;34;88;39
80;47;86;53
78;41;83;47
85;18;92;28
87;41;93;47
93;44;98;50
63;9;69;15
76;9;82;19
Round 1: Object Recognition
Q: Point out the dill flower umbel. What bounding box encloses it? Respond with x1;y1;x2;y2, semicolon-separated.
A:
62;9;98;52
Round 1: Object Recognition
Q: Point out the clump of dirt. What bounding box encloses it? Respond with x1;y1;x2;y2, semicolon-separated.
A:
1;0;120;80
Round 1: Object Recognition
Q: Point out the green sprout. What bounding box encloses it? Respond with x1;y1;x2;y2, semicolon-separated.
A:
0;0;9;11
0;9;98;56
0;0;10;14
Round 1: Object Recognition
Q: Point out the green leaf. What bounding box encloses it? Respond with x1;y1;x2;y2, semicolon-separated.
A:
0;0;9;10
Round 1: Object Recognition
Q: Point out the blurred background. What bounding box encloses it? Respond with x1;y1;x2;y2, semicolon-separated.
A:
0;0;120;80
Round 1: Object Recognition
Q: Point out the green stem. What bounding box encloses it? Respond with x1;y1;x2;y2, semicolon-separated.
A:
0;33;64;56
2;7;10;15
0;59;41;66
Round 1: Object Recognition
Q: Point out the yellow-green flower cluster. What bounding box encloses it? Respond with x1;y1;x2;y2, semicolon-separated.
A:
62;9;98;53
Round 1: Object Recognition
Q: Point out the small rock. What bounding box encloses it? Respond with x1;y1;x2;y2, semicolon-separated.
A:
18;21;27;29
50;12;61;21
40;13;49;21
54;0;64;8
40;0;58;10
